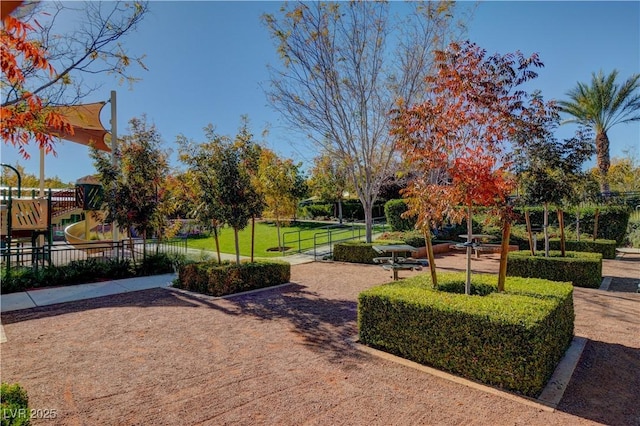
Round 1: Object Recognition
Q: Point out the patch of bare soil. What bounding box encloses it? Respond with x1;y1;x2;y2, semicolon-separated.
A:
1;252;638;425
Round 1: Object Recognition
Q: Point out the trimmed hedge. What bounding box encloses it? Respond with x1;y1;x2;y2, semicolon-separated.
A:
1;382;30;425
175;260;290;297
384;199;416;232
358;272;574;397
333;241;404;264
507;250;602;288
543;239;617;259
513;206;630;245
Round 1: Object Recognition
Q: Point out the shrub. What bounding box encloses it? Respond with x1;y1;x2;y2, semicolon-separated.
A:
541;239;617;259
513;206;630;245
333;241;404;264
384;199;416;232
1;382;30;426
358;273;574;397
507;250;602;288
136;253;177;276
175;260;291;297
0;254;180;294
0;268;37;294
625;213;640;248
300;203;332;219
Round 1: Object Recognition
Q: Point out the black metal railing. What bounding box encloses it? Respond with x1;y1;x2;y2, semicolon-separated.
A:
1;238;187;271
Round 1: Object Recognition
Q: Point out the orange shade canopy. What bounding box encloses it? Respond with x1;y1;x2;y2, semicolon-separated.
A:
47;102;111;152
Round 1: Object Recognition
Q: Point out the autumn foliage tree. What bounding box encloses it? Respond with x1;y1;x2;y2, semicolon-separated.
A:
92;115;170;260
1;12;71;158
256;148;307;251
393;41;552;293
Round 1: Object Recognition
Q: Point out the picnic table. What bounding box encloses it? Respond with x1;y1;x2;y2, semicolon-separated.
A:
453;234;496;258
372;244;428;280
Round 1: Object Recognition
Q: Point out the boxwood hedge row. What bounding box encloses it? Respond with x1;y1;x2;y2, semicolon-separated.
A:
542;239;617;259
333;241;404;264
507;250;602;288
358;272;574;397
175;260;290;297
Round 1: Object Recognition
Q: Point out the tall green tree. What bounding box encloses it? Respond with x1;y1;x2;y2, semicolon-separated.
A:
263;1;465;242
92;115;169;257
257;148;307;250
515;113;595;256
558;70;640;193
308;153;350;223
178;121;264;265
177;129;228;263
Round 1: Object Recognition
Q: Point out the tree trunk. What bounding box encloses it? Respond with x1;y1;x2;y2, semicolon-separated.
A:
142;229;147;262
497;219;511;293
363;199;373;243
424;229;438;289
465;206;472;295
595;131;611;194
276;213;283;254
338;199;343;224
558;209;566;257
543;203;549;257
213;225;221;264
233;227;240;265
525;211;535;256
593;208;599;241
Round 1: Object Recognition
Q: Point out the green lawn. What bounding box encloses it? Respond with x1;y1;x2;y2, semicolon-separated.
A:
186;221;373;258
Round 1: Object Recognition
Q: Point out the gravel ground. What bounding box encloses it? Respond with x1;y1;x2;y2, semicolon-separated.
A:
1;252;638;425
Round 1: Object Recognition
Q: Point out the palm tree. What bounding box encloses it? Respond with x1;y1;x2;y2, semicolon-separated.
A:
558;70;640;193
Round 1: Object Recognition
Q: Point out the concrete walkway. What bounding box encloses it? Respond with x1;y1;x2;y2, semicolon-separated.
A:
1;274;177;313
0;252;317;313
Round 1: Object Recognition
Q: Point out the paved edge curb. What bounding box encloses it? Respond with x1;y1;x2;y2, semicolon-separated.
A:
538;336;587;407
600;276;612;291
164;282;295;301
351;336;588;412
0;324;6;343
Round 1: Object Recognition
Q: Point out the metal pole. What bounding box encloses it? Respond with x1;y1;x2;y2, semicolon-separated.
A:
110;90;119;242
0;164;21;197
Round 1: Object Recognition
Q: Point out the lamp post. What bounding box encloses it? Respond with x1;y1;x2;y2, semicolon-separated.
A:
1;163;22;197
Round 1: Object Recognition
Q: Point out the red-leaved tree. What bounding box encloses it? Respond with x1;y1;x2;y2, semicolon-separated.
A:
392;41;551;293
1;12;71;158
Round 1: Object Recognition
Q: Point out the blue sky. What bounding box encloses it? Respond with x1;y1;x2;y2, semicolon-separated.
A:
2;1;639;185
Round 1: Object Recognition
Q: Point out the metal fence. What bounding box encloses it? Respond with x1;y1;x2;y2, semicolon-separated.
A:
1;238;188;271
280;217;388;259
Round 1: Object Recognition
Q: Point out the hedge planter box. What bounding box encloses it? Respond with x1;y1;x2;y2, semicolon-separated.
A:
358;273;574;397
175;261;290;297
507;250;602;288
333;241;404;264
538;239;617;259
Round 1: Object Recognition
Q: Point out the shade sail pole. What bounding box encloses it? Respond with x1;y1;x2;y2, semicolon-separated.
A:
110;90;119;242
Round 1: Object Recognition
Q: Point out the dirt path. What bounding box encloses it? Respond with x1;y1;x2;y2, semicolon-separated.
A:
1;253;638;425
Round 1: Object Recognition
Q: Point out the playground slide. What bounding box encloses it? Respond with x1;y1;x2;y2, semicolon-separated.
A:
64;220;112;253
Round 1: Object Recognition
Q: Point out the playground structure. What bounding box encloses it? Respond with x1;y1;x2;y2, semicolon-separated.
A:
62;175;113;252
1;185;78;269
1;93;117;269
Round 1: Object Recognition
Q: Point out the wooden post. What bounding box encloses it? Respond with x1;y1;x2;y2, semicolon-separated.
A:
543;203;549;257
525;211;535;256
557;209;566;257
497;219;511;293
424;229;438;289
